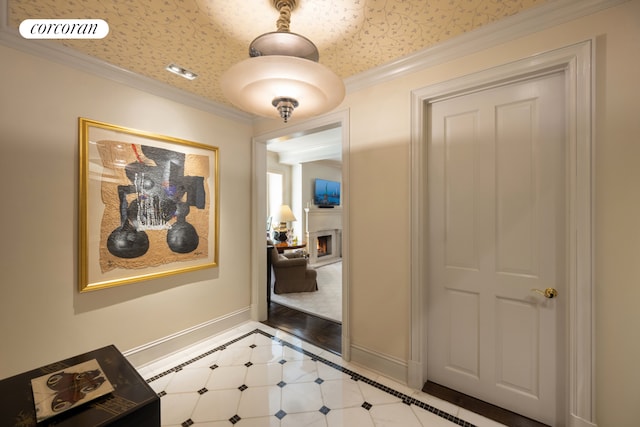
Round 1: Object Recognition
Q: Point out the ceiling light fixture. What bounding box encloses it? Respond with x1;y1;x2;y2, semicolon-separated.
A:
166;63;198;80
220;0;345;123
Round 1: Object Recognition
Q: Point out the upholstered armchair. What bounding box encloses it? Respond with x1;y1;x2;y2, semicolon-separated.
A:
270;245;317;294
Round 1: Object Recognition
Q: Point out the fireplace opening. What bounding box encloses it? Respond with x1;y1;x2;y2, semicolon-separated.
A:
317;235;332;258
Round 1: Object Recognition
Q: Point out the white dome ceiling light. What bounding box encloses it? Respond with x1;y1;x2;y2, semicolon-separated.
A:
220;0;345;123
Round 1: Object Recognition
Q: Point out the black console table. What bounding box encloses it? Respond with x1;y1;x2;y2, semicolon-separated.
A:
0;345;160;427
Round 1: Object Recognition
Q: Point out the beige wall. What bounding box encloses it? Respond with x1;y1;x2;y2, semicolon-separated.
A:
302;162;342;208
1;1;639;424
301;161;342;240
256;1;640;425
0;44;253;379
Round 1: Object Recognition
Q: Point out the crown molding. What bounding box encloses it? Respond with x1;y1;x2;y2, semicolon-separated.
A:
0;0;253;124
344;0;629;93
1;0;627;122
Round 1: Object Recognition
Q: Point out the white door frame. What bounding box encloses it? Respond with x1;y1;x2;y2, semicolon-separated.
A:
250;109;352;360
409;40;596;427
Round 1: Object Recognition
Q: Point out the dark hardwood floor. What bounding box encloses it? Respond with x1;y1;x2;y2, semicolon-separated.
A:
261;301;342;355
422;382;550;427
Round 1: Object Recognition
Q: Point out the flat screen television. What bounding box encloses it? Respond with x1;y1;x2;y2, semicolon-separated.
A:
314;179;340;207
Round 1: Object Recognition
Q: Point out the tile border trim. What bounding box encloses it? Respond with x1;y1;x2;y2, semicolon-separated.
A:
145;328;477;427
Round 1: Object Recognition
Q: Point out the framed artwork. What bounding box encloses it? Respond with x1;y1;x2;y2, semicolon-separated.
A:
78;118;219;292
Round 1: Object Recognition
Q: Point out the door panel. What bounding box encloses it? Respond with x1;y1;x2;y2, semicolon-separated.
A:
427;72;565;425
495;297;538;396
447;289;480;378
444;111;480;271
495;100;538;275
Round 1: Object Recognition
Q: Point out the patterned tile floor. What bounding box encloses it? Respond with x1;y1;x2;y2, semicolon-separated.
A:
136;321;506;427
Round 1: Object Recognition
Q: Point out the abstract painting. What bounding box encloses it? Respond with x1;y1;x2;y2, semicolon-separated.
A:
78;118;219;291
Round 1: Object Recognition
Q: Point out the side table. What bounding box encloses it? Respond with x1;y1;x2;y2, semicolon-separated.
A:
0;345;160;427
275;243;306;254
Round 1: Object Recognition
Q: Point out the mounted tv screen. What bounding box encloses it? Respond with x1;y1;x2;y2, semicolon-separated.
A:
314;179;340;207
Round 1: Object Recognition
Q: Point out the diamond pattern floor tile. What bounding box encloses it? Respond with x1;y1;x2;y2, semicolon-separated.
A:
142;324;503;427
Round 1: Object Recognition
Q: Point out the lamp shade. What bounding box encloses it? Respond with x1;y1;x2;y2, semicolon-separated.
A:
220;55;345;120
276;204;297;223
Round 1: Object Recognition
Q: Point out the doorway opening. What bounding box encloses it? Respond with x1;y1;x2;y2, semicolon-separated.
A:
253;110;350;358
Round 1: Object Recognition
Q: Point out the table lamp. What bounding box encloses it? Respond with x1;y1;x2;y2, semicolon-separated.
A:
273;204;296;243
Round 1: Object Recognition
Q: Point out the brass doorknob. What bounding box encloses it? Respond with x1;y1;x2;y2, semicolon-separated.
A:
531;288;558;299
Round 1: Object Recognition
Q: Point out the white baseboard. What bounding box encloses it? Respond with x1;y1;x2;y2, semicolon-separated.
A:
407;359;424;390
349;344;408;385
570;414;598;427
123;307;251;368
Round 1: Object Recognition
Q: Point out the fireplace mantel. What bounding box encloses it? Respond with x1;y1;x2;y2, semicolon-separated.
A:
307;207;342;233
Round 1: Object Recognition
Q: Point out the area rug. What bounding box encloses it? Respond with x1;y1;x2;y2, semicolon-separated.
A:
271;261;342;323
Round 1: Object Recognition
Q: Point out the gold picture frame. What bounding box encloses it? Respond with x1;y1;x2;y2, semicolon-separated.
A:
78;118;219;292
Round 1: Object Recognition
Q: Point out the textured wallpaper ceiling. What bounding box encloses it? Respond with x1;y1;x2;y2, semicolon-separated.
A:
8;0;549;110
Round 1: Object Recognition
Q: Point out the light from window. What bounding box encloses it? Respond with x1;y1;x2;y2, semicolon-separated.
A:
267;172;283;229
